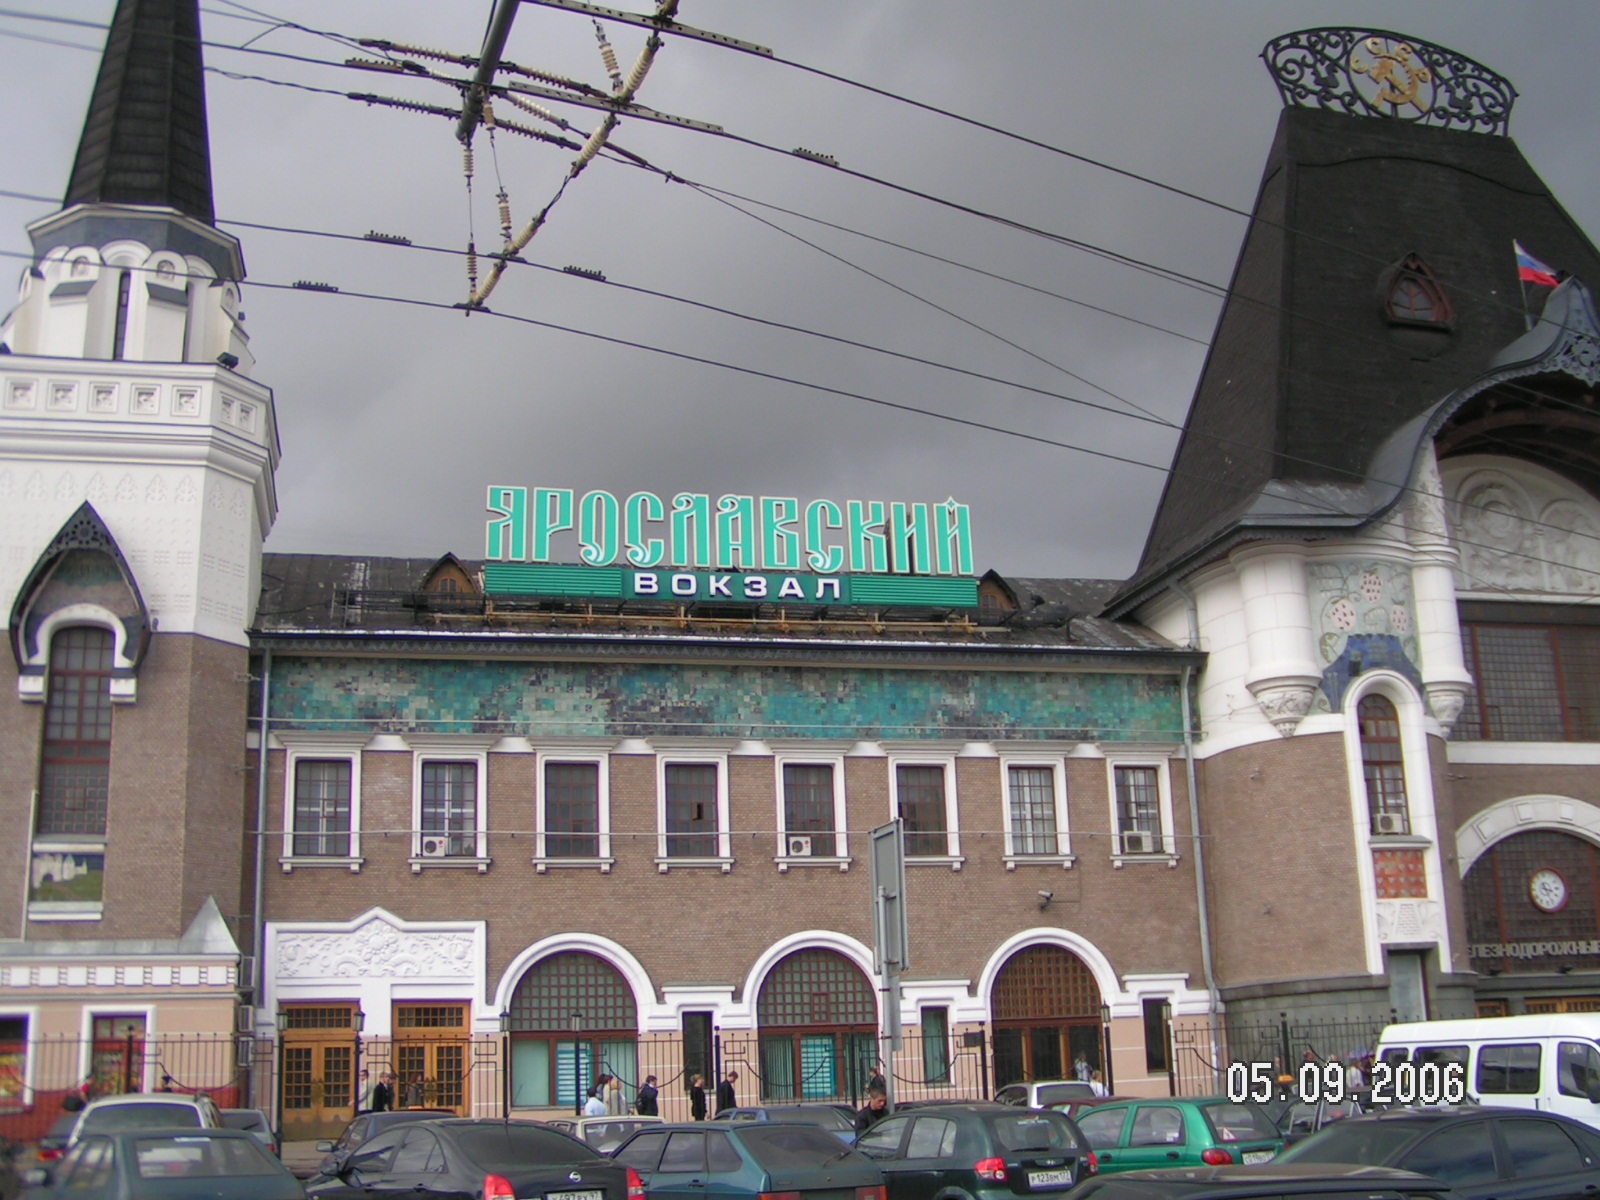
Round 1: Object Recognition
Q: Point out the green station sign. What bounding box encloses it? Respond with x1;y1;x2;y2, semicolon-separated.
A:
484;486;978;608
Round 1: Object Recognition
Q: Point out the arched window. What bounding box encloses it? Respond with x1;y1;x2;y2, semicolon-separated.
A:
507;952;637;1109
990;944;1103;1089
1383;254;1454;328
756;949;876;1103
1359;694;1410;835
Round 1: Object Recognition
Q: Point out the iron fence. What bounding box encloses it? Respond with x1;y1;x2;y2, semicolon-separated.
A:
1170;1013;1393;1097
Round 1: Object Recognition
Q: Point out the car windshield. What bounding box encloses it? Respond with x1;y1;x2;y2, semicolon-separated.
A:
1035;1084;1094;1105
81;1104;202;1134
1278;1122;1424;1165
739;1125;866;1170
135;1135;280;1178
992;1113;1082;1151
457;1126;602;1170
1199;1102;1279;1143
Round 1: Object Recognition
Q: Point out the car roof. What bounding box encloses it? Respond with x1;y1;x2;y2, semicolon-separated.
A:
83;1093;208;1108
1079;1164;1445;1198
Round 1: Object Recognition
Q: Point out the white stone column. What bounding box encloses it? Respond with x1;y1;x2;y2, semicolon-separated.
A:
1409;447;1473;734
1231;543;1321;736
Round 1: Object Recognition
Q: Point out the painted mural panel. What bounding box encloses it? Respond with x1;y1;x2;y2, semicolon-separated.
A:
1307;560;1422;711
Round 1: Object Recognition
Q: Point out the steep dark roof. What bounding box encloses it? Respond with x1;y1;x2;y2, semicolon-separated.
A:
64;0;215;222
1111;102;1600;615
255;554;1184;658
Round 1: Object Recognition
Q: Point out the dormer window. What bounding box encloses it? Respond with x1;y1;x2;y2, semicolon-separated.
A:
1382;254;1454;328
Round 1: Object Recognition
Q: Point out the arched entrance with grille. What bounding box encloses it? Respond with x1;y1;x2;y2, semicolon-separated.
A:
990;944;1104;1088
1465;827;1600;1009
507;951;639;1109
755;948;877;1103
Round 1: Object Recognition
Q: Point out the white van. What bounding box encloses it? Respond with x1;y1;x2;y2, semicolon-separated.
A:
1376;1014;1600;1130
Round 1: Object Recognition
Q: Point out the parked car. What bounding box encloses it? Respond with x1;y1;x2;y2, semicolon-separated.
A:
995;1081;1098;1107
852;1101;1092;1200
66;1093;223;1146
612;1121;882;1200
21;1128;303;1199
305;1117;633;1200
309;1108;456;1179
542;1114;664;1152
1069;1163;1450;1200
1276;1106;1600;1200
219;1108;277;1156
713;1105;859;1141
1073;1098;1282;1172
1050;1096;1137;1122
35;1114;76;1163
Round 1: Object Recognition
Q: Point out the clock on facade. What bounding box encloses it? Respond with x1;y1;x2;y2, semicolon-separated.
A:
1529;868;1569;913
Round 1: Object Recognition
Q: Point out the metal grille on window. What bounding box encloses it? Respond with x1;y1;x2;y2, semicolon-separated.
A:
510;952;638;1032
897;765;947;857
665;763;718;858
282;1006;356;1030
783;764;836;856
421;761;477;855
1113;766;1160;852
756;949;877;1027
293;760;351;857
1008;766;1058;854
37;627;113;836
1458;624;1600;742
991;945;1101;1021
1359;695;1409;834
396;1005;466;1029
545;762;600;858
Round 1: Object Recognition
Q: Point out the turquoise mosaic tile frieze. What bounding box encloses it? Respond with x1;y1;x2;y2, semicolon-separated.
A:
266;657;1184;742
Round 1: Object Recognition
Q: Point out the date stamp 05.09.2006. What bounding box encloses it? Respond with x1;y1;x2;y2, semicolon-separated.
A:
1225;1060;1468;1106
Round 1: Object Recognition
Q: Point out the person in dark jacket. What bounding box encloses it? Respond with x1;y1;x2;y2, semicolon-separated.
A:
715;1070;738;1116
689;1073;707;1121
855;1087;889;1133
636;1075;659;1116
370;1072;394;1113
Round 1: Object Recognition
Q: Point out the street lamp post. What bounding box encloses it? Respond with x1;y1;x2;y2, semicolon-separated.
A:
274;1007;288;1153
352;1009;365;1114
571;1012;584;1117
499;1011;512;1118
1100;1004;1115;1095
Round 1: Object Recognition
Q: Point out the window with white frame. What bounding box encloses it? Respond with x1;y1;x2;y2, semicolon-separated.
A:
279;738;364;868
776;757;847;860
1105;758;1174;859
292;760;351;857
420;761;478;856
541;759;604;859
891;759;959;860
656;757;730;866
1003;761;1068;857
1359;694;1411;835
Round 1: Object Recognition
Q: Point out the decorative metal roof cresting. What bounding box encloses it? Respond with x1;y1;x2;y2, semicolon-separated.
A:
1262;28;1516;135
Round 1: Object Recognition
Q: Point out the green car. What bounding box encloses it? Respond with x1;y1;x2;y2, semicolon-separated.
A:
1073;1097;1283;1173
612;1121;886;1200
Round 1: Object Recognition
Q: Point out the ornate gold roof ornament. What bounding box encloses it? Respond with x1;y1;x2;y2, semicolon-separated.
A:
1261;28;1516;135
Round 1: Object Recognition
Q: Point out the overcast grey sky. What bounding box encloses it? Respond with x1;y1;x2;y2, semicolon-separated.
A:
5;3;1599;579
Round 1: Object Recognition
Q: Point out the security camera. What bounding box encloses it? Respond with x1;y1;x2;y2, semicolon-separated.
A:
1037;890;1053;909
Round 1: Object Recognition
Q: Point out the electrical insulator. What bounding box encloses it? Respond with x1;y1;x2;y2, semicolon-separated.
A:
593;21;623;91
497;191;512;242
463;146;474;180
483;98;497;129
467;241;479;292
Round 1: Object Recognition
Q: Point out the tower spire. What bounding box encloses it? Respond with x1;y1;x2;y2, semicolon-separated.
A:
64;0;215;223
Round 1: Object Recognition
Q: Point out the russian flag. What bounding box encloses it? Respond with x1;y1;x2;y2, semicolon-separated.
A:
1515;240;1560;287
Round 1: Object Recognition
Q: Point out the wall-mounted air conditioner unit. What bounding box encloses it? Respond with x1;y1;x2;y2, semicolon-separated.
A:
787;835;814;857
420;836;452;858
1121;830;1157;855
1373;812;1407;836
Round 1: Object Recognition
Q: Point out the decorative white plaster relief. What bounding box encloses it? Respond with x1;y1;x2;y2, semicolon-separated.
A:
277;915;477;981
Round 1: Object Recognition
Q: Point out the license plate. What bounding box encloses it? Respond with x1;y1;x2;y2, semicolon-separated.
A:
550;1191;604;1200
1241;1151;1274;1165
1029;1170;1075;1188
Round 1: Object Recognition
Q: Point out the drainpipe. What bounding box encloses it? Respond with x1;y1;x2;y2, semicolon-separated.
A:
251;647;273;1010
1171;581;1222;1088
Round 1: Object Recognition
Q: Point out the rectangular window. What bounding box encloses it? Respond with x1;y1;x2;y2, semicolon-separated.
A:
665;764;719;858
37;628;114;837
421;761;477;856
1143;999;1170;1072
1458;623;1600;741
782;764;837;857
921;1007;950;1084
1114;765;1162;852
292;760;351;857
1008;766;1058;855
1476;1043;1542;1094
544;762;600;858
897;765;948;857
0;1016;27;1111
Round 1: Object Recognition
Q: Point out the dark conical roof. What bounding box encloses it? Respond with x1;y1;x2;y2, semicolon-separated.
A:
64;0;214;223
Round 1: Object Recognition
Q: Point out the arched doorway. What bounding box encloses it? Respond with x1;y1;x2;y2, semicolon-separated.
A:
1465;829;1600;1005
991;944;1103;1088
507;951;638;1109
756;948;877;1103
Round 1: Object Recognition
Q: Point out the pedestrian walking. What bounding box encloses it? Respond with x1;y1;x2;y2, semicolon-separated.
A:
636;1075;659;1116
403;1073;425;1108
855;1086;888;1133
584;1077;608;1116
371;1072;394;1112
689;1073;707;1121
607;1073;626;1115
715;1070;738;1116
